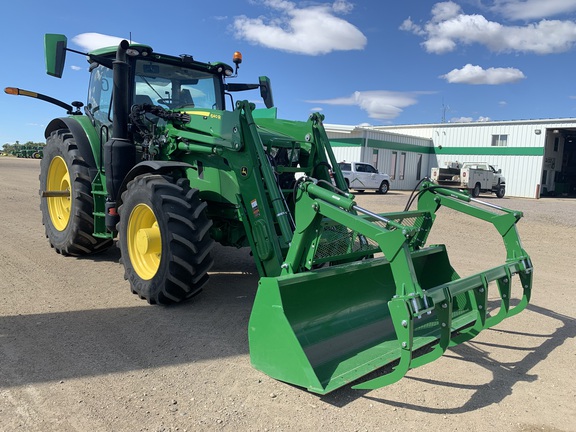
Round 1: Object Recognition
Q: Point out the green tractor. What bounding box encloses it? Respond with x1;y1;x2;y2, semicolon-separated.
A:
5;34;533;394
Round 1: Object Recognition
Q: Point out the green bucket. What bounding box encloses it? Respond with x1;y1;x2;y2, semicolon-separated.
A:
249;245;477;394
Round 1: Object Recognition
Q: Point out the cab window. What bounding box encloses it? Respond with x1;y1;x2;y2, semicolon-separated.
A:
364;164;378;174
133;60;222;110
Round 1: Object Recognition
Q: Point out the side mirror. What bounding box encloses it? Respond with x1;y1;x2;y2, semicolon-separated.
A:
259;76;274;109
45;34;67;78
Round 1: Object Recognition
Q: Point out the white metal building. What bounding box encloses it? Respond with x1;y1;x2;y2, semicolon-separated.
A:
326;118;576;198
325;125;433;193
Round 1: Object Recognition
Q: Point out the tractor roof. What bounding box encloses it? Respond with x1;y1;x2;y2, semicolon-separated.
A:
88;43;233;75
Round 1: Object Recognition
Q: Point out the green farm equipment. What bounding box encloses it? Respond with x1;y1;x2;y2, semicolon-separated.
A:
14;147;42;158
5;34;533;394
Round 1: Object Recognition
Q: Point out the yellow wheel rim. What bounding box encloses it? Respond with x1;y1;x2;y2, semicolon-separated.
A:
47;156;71;231
127;204;162;280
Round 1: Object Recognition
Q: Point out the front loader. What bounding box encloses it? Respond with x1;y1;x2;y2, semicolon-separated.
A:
5;34;533;394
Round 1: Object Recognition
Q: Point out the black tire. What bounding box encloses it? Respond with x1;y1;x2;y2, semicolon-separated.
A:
496;186;505;198
471;183;481;198
39;129;113;256
378;180;389;194
118;175;215;305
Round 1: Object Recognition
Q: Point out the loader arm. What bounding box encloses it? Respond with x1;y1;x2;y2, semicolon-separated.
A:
217;103;346;278
249;179;533;394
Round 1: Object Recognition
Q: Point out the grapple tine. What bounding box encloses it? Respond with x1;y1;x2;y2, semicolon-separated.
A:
410;294;453;368
449;275;489;346
485;268;513;328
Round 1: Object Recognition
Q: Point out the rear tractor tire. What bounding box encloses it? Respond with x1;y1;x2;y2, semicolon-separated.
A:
118;175;215;305
39;129;113;256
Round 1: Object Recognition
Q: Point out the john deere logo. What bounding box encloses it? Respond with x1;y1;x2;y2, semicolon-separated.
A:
241;166;248;176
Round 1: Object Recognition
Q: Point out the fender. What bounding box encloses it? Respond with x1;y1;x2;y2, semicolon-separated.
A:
117;161;196;205
45;116;100;178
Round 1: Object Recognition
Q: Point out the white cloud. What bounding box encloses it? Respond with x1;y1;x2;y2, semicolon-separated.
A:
233;0;367;55
72;33;136;51
450;116;491;123
399;18;427;36
492;0;576;20
451;116;473;123
70;65;82;71
332;0;354;14
431;1;462;22
309;107;324;112
308;90;433;120
402;1;576;54
441;64;526;84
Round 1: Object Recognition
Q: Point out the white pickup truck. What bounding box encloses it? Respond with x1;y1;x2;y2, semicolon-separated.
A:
431;162;506;198
338;161;391;194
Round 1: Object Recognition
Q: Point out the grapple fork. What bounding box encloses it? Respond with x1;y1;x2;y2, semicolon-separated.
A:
248;181;533;394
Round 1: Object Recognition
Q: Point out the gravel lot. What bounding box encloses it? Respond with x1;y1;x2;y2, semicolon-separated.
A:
0;157;574;432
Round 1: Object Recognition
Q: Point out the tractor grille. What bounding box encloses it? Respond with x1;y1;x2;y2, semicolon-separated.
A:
313;225;375;261
313;212;428;264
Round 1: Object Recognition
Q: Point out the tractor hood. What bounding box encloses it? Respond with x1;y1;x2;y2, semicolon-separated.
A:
166;106;299;154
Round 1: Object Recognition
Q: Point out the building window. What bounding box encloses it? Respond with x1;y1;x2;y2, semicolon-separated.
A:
416;154;422;181
398;152;406;180
390;152;397;180
372;149;378;168
491;134;508;146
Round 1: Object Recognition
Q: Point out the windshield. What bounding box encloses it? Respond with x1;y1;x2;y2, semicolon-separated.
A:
133;60;222;110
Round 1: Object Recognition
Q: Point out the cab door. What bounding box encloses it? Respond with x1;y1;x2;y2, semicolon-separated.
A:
87;64;114;137
355;163;379;188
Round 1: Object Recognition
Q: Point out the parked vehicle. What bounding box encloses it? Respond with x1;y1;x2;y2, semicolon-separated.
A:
339;161;390;194
431;162;506;198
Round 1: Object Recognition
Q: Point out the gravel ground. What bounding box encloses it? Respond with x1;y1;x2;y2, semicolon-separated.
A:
0;157;574;432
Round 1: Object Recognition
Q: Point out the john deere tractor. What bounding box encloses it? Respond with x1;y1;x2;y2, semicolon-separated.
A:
5;34;533;394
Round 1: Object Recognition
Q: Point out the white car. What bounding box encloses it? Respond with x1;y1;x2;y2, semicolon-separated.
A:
338;161;391;194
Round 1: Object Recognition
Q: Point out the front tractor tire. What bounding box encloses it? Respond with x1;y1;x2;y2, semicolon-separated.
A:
39;129;112;256
118;175;215;305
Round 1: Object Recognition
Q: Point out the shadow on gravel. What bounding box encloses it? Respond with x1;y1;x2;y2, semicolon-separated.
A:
73;242;258;272
4;234;572;408
76;243;122;263
0;245;259;388
320;303;575;411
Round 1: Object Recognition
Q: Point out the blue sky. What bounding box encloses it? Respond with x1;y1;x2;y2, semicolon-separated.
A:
3;0;576;145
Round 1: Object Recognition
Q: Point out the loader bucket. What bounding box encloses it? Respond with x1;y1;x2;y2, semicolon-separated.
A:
248;181;532;394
